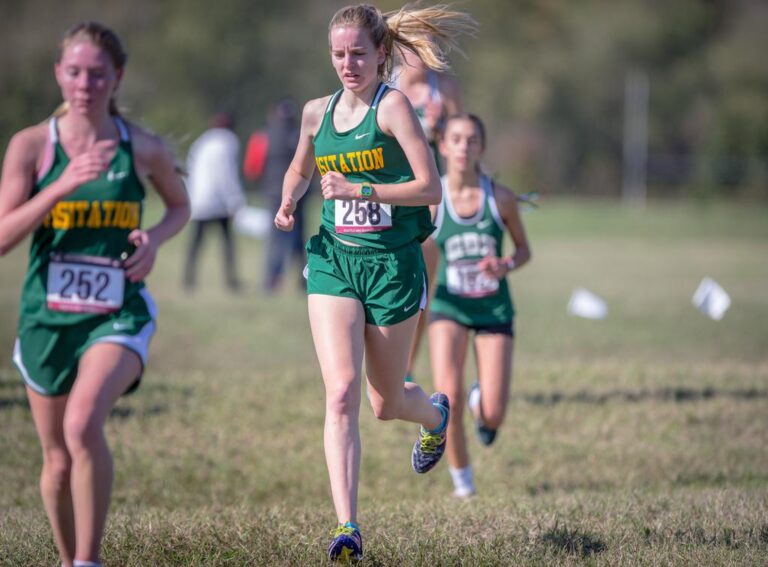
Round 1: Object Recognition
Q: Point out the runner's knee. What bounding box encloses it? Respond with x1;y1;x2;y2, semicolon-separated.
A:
370;396;401;421
41;446;71;489
63;411;104;455
325;379;361;416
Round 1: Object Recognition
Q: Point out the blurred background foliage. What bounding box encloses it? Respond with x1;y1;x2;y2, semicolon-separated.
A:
1;0;766;198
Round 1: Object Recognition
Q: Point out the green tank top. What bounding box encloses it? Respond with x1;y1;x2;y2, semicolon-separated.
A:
430;174;515;325
18;117;147;326
313;83;434;249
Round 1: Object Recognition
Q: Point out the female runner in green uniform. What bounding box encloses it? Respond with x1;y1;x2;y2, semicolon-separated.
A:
273;4;475;561
0;23;189;567
426;114;531;498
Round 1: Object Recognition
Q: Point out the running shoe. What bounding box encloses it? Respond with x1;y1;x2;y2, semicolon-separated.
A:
468;381;497;446
411;393;449;473
476;424;498;446
327;522;363;562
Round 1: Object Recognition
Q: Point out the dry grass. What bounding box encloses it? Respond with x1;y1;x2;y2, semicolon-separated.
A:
1;198;767;565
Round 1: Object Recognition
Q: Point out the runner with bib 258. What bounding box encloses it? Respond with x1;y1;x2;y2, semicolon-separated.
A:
273;3;476;562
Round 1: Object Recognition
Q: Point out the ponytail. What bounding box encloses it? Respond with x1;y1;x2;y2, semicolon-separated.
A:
329;4;477;81
384;5;477;75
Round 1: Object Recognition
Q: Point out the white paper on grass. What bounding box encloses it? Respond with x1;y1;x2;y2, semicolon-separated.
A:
567;288;608;320
692;277;731;320
233;206;272;239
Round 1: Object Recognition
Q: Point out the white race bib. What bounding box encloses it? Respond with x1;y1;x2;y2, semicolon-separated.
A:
446;259;499;298
46;254;125;314
335;199;392;234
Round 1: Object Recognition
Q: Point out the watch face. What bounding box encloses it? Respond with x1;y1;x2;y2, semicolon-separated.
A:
361;184;373;197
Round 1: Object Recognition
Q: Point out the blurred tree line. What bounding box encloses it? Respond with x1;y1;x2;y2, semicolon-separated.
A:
2;0;766;198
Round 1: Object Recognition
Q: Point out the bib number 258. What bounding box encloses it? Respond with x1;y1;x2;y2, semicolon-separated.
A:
335;199;392;234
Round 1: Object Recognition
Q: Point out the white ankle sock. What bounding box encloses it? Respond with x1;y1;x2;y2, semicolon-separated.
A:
449;465;475;494
73;561;102;567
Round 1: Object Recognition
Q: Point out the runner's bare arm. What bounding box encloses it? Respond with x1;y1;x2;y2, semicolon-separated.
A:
0;126;114;255
123;127;189;281
495;183;531;271
133;127;189;246
275;97;327;231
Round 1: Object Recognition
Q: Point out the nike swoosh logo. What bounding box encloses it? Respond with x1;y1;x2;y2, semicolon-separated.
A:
476;219;492;229
107;171;129;181
112;322;131;331
354;133;370;140
404;300;419;312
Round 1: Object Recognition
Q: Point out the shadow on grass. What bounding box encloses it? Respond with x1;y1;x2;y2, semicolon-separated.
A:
520;386;768;406
110;404;169;419
0;376;22;389
527;472;768;495
540;524;607;556
0;396;169;419
0;379;185;419
0;396;28;410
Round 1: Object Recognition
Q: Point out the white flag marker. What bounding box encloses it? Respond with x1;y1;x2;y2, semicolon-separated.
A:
567;288;608;320
692;277;731;320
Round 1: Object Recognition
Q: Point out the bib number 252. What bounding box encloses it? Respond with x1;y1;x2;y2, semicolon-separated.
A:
46;254;125;314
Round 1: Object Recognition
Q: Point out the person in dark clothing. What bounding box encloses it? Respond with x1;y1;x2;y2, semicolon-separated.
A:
261;98;306;292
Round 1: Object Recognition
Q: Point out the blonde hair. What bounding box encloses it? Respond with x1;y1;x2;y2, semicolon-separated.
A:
53;21;127;118
329;3;477;80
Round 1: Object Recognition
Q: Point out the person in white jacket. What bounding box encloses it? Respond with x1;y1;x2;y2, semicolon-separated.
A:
183;113;245;291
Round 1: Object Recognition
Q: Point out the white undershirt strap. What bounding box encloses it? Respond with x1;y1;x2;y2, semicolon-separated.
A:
49;117;59;142
36;119;58;181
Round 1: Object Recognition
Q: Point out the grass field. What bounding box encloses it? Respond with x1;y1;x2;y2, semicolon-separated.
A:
1;197;767;566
